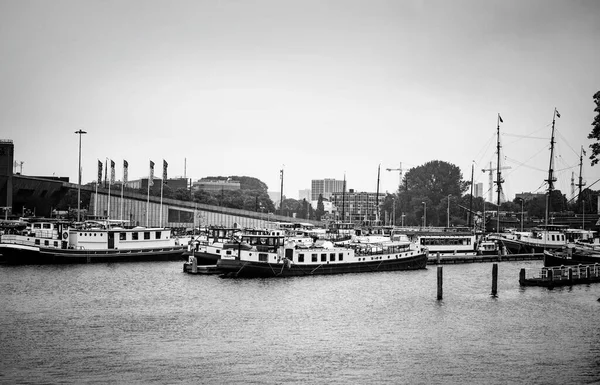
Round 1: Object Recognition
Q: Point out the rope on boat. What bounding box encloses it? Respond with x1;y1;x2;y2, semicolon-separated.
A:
310;264;324;274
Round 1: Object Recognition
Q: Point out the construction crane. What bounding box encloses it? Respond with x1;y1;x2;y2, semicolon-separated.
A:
386;162;403;192
482;161;510;203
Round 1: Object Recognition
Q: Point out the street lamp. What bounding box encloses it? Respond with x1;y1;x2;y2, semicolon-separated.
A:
447;194;451;228
518;198;524;232
75;129;87;222
422;201;426;228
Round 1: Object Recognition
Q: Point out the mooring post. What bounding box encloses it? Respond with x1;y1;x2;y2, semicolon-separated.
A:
492;263;498;296
436;252;441;265
437;266;443;300
519;268;526;286
192;256;198;274
568;267;573;284
586;265;591;279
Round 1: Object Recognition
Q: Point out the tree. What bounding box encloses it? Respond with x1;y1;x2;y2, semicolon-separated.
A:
587;90;600;165
316;194;325;221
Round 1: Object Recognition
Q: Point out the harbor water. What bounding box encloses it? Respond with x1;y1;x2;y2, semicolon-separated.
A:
1;260;599;384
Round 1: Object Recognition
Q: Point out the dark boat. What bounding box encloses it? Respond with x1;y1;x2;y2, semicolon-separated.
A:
543;246;600;267
212;230;428;278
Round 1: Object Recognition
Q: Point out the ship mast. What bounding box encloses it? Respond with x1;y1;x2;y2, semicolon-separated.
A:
376;164;381;225
578;145;586;201
545;108;559;227
494;114;504;233
341;173;346;222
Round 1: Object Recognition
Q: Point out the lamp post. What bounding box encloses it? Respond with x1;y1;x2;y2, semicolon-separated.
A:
447;194;451;228
401;212;405;227
75;129;87;222
422;201;426;228
519;198;524;232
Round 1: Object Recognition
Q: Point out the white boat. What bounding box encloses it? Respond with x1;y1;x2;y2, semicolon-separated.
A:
0;219;186;264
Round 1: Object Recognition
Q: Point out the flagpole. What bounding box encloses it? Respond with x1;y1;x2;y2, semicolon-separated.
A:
120;168;124;222
147;161;151;227
107;159;112;221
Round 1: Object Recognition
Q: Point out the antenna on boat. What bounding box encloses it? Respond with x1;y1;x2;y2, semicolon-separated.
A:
545;108;560;227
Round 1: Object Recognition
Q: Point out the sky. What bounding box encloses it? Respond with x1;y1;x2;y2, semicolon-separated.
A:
1;0;599;202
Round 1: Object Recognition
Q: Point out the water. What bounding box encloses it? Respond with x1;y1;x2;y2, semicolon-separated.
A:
1;261;599;384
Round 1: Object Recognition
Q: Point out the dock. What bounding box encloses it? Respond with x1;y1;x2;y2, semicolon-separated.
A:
427;252;543;265
519;264;600;287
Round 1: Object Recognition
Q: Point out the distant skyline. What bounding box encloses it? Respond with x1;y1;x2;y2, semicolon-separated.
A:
2;0;599;201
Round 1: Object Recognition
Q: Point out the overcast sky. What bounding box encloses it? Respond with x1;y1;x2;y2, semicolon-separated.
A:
1;0;599;202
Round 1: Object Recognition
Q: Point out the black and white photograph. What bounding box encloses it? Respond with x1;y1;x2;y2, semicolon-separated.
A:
1;0;600;383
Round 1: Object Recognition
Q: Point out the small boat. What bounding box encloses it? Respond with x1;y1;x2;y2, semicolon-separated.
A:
0;219;187;264
543;246;600;267
489;225;567;254
396;227;498;257
213;230;428;278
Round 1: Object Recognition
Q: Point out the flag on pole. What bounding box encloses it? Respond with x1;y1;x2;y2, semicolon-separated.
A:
498;114;503;123
123;160;129;184
163;160;168;184
149;160;155;186
555;109;561;118
110;160;115;184
97;160;103;184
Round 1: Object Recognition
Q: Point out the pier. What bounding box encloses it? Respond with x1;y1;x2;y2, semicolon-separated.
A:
519;264;600;287
427;252;542;265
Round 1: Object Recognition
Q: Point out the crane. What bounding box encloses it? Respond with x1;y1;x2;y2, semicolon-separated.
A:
482;161;511;203
386;162;403;192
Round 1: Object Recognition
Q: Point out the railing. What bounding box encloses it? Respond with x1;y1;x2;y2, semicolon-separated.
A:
523;264;600;282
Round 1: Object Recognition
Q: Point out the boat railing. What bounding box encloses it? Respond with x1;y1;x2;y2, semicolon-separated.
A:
522;264;600;281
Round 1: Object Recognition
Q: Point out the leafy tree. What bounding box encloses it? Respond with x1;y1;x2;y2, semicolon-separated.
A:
316;194;325;221
587;90;600;166
172;188;192;201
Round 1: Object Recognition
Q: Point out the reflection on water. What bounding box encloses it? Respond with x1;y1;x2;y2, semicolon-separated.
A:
1;261;599;384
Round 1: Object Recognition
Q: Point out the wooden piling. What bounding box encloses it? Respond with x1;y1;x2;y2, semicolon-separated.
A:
192;256;198;274
519;268;526;286
437;266;443;300
491;263;498;296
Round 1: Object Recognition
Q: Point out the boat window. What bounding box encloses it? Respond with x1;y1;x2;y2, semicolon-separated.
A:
132;232;139;240
33;224;41;229
258;253;268;262
43;223;51;229
320;253;326;262
44;240;49;246
339;253;344;261
120;233;126;241
298;254;304;262
35;239;40;245
312;253;318;262
155;231;161;239
144;232;151;240
330;253;335;262
54;241;58;247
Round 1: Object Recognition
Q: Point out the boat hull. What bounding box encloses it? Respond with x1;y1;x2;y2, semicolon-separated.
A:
0;244;187;264
217;253;428;278
543;251;600;267
498;238;563;254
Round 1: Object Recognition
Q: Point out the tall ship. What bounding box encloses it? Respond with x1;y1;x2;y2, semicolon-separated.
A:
0;219;187;264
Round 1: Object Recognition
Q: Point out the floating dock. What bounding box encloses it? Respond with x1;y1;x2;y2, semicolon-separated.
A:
519;264;600;287
427;252;542;265
183;258;222;275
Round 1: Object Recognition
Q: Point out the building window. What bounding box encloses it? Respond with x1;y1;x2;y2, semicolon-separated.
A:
144;232;151;240
132;232;139;240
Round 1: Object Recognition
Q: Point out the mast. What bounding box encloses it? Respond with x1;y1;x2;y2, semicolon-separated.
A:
545;108;559;226
279;168;284;216
341;173;346;222
578;145;586;201
468;162;474;229
494;114;504;233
